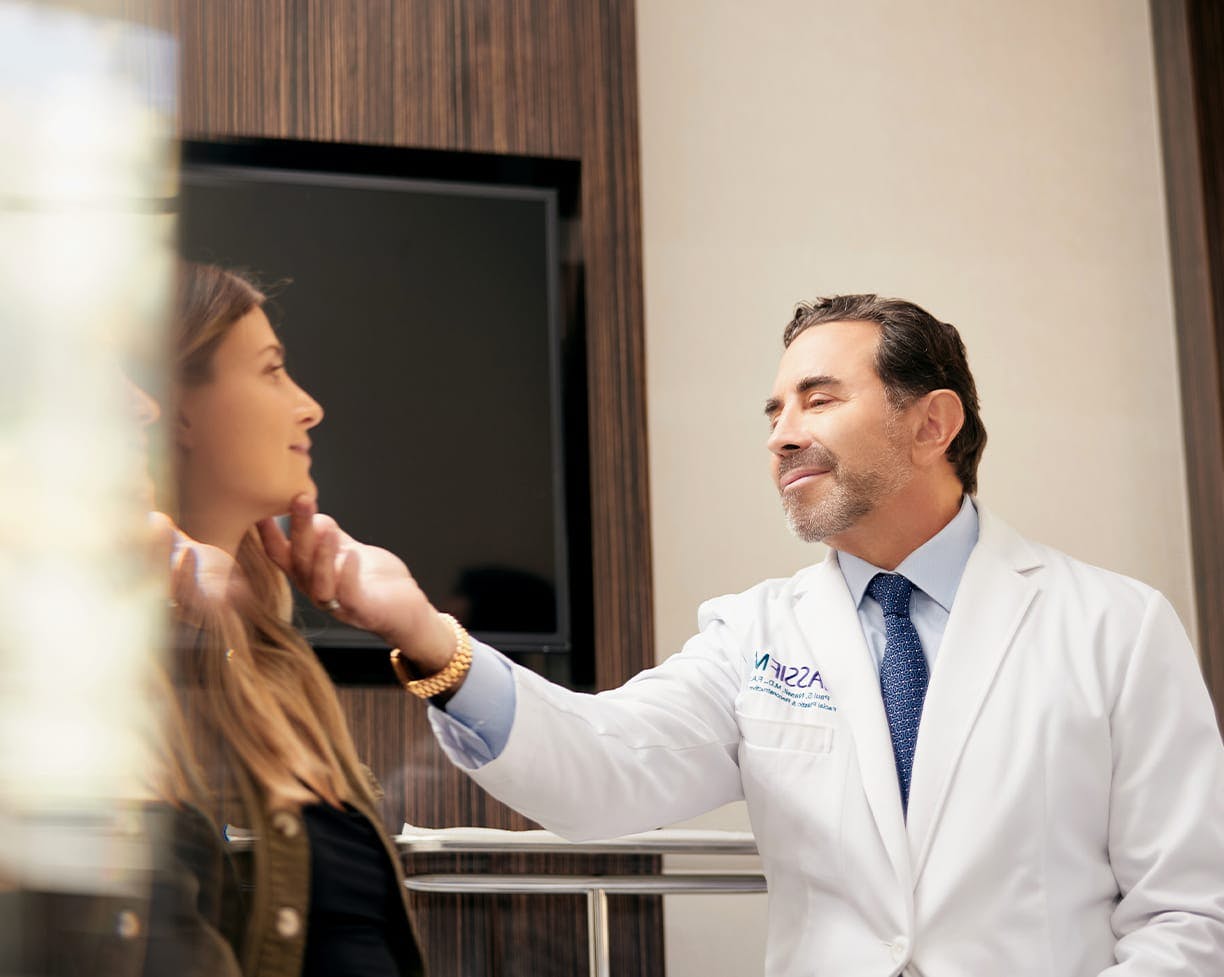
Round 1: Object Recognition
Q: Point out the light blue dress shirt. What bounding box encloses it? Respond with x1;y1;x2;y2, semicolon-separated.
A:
836;494;979;676
432;496;980;767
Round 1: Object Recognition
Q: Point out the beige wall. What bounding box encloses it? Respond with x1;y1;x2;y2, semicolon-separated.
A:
634;1;1195;973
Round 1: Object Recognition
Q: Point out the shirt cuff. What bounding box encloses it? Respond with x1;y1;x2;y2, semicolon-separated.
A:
427;640;516;769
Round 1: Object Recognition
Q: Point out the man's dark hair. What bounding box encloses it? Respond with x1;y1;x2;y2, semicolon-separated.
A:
782;294;987;495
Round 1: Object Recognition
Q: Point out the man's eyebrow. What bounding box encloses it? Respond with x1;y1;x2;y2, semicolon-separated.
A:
763;375;843;417
796;374;842;394
259;342;286;358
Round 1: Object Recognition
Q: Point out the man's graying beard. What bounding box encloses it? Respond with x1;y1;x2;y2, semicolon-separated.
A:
779;441;907;543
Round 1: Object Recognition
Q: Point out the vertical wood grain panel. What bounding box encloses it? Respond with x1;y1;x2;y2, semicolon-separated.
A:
575;0;652;691
179;0;661;970
178;0;291;137
391;1;460;149
288;0;395;144
340;687;664;976
390;0;582;158
1150;0;1224;731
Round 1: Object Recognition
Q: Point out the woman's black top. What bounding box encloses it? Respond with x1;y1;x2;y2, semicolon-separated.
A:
300;803;405;977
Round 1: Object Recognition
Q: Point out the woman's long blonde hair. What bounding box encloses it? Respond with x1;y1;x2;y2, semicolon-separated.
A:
172;263;370;809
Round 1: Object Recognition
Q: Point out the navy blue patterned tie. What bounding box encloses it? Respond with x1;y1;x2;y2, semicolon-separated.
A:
867;572;929;813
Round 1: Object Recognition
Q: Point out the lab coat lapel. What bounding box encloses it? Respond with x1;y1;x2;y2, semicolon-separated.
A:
789;555;912;892
905;508;1043;884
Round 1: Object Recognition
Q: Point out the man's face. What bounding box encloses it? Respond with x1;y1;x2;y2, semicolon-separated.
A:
765;320;913;543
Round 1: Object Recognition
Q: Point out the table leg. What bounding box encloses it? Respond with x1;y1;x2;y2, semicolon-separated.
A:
587;887;610;977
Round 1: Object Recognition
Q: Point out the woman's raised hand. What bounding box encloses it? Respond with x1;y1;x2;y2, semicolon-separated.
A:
149;511;239;624
257;495;456;673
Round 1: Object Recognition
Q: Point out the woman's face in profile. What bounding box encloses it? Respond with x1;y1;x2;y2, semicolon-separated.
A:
177;306;323;523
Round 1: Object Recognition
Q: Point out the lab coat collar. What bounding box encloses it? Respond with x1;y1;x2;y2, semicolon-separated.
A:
789;555;914;900
905;504;1044;884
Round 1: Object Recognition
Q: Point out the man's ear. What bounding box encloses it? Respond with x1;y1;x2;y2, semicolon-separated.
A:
912;389;964;466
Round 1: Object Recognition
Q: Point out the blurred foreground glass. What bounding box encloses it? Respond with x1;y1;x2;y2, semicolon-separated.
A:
0;0;176;932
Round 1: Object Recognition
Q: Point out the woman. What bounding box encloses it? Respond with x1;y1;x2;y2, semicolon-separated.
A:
167;263;426;977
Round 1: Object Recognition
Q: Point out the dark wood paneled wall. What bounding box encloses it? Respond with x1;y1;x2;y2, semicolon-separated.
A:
176;0;652;693
1150;0;1224;732
172;2;660;973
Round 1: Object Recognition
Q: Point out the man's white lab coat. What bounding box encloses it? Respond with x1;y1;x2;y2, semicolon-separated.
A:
434;508;1224;976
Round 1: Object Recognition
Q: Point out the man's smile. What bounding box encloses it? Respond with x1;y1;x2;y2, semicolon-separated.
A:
779;467;831;491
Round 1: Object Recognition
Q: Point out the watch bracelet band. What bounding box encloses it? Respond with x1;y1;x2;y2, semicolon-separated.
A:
390;613;473;698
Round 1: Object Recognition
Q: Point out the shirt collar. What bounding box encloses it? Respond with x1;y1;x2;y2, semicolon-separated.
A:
837;495;980;612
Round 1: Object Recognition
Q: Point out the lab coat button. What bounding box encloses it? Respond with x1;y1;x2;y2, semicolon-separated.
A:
887;937;908;962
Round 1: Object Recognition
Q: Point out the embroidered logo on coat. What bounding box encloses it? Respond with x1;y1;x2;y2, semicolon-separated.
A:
746;652;836;712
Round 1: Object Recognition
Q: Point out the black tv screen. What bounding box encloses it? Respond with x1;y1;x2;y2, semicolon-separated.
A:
178;140;589;680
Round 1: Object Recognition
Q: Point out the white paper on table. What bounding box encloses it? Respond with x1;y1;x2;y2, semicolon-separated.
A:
397;823;757;854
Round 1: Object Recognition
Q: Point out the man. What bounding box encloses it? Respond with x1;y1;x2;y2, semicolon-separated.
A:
263;295;1224;976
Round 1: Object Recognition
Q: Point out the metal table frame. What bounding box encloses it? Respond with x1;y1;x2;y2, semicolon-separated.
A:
397;829;765;977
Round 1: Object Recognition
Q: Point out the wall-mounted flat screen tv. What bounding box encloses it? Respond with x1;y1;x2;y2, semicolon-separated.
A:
178;138;592;686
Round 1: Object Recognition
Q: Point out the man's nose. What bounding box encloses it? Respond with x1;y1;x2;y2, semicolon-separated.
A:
766;407;810;455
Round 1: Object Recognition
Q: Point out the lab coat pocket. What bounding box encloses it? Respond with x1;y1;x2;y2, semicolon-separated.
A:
737;713;835;754
736;711;847;882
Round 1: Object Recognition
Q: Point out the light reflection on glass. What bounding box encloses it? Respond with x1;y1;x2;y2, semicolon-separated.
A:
0;0;176;908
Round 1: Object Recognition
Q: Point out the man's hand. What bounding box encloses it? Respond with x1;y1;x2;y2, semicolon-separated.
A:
256;495;456;676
